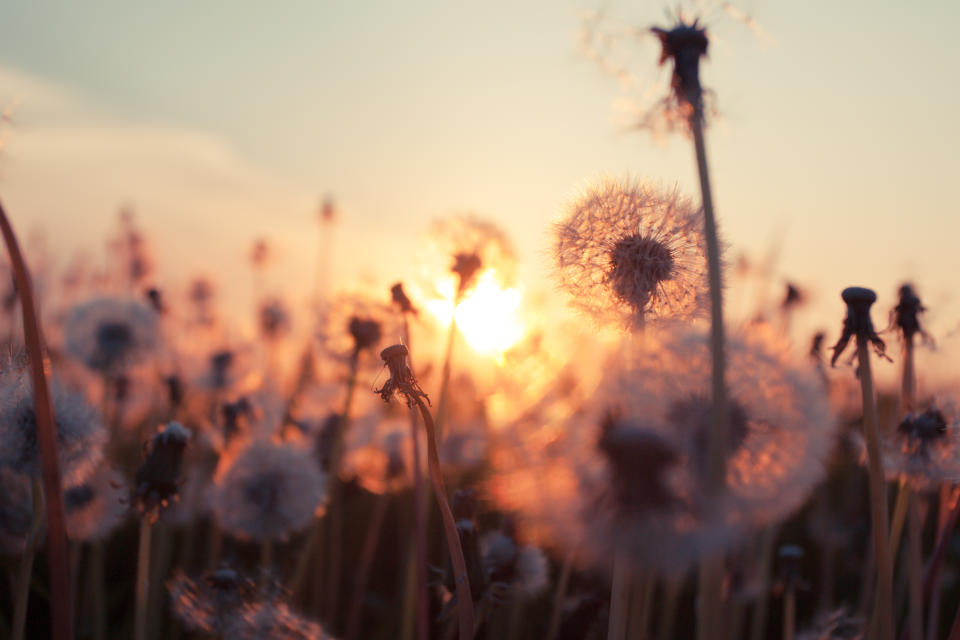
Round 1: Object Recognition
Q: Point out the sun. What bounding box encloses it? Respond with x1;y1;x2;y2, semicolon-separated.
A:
425;269;526;358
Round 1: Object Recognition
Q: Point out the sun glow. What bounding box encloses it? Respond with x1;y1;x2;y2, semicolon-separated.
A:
425;269;526;358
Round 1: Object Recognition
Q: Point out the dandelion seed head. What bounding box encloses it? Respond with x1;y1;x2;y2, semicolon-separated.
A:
0;359;106;484
491;326;833;574
554;177;708;328
64;296;159;373
64;467;128;542
0;467;32;555
168;568;256;635
348;316;381;353
481;531;549;600
882;401;960;487
259;298;291;341
212;439;327;542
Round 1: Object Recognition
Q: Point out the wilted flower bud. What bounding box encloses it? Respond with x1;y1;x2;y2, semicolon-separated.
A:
452;253;483;295
375;344;429;406
390;282;417;315
652;21;709;109
348;316;381;353
893;283;927;342
135;421;190;521
830;287;888;366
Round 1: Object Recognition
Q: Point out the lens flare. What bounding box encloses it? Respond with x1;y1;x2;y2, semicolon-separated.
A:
425;269;526;359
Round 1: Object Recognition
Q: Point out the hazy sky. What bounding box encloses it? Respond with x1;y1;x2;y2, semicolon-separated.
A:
0;0;958;354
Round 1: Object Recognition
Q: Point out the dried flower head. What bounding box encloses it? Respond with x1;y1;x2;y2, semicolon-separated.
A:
64;467;129;542
390;282;418;316
881;403;960;487
423;215;517;297
211;439;327;542
0;359;106;484
348;316;382;353
554;177;708;327
491;326;833;573
891;283;929;343
259;298;292;341
134;421;191;521
64;296;159;373
652;20;709;110
375;344;429;407
830;287;889;366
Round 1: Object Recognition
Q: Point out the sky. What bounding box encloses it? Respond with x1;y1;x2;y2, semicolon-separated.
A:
0;0;958;363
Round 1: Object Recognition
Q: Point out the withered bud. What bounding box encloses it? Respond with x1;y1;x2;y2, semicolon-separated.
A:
375;344;429;406
135;421;190;521
782;283;804;309
165;374;183;409
145;287;165;313
221;398;251;443
893;283;927;342
830;287;888;366
809;331;826;362
348;316;382;352
651;21;709;108
391;282;418;315
320;196;336;223
452;252;483;294
210;350;234;388
776;544;807;592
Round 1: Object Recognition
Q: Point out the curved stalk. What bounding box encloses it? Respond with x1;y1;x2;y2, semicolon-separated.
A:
0;198;72;640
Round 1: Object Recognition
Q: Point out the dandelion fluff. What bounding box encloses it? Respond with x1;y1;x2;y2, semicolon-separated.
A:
63;296;159;372
491;325;833;574
554;177;709;327
0;360;105;484
211;439;327;542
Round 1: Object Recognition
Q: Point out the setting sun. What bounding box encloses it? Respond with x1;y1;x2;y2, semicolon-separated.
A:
425;269;526;358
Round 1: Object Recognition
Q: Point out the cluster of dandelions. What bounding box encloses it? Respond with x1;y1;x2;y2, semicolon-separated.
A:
553;177;710;329
490;325;834;574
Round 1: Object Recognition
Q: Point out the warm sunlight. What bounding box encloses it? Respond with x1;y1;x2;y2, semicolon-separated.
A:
425;269;526;358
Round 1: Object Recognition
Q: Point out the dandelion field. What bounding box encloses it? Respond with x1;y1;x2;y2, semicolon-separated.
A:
2;4;960;640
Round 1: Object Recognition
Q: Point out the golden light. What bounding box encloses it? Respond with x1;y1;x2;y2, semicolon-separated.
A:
425;269;527;358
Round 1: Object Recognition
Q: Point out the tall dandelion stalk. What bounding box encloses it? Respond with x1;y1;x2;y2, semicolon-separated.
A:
651;21;729;638
376;344;474;640
0;197;72;640
830;286;893;640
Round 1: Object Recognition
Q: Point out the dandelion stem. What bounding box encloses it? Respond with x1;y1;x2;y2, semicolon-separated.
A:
413;396;475;640
12;477;43;640
783;586;796;640
749;525;780;640
0;197;72;640
856;337;894;640
434;311;459;442
134;520;153;640
689;69;730;640
91;540;106;640
546;547;577;640
400;311;430;640
607;556;630;640
901;331;923;640
890;479;910;559
324;347;361;621
345;491;391;640
656;576;683;640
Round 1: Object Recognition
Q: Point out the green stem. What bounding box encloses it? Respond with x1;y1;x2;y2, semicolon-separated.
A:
908;495;924;640
749;525;780;640
91;541;106;640
857;338;893;640
657;577;683;640
890;479;910;561
434;296;462;442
